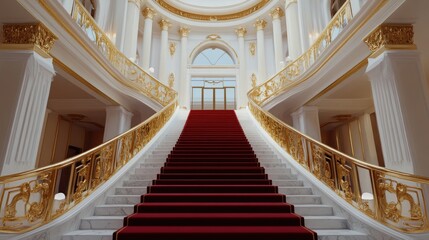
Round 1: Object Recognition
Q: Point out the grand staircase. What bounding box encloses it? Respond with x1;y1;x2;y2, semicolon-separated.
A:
63;109;368;240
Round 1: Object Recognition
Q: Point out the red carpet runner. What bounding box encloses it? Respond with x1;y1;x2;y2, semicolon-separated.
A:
114;110;317;240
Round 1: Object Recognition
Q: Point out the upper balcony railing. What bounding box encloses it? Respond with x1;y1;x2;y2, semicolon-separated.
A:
71;0;176;107
248;0;429;234
0;0;177;233
249;0;353;106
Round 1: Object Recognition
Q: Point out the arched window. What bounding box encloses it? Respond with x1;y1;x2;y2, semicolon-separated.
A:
193;48;234;66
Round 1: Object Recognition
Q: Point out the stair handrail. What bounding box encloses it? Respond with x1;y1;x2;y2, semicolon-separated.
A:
0;0;178;234
71;0;176;107
0;98;177;234
247;0;429;234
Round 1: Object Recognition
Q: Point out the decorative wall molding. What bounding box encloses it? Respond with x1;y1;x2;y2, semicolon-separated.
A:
169;42;176;56
249;42;256;56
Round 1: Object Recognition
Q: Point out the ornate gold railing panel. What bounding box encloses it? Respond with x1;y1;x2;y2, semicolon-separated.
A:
249;102;429;233
248;0;353;106
0;100;177;233
247;0;429;233
71;0;176;106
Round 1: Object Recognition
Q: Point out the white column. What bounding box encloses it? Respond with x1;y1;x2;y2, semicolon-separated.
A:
141;7;155;70
0;51;55;175
103;106;133;142
158;19;171;84
359;113;379;166
255;19;267;83
179;27;190;108
291;106;321;141
270;8;284;72
113;0;128;51
236;27;247;108
123;0;141;60
285;0;302;60
366;50;429;176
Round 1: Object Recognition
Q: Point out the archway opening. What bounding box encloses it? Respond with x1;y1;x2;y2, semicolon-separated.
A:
190;47;237;110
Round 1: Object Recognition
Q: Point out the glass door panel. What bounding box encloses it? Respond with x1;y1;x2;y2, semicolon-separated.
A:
203;88;214;110
215;89;225;110
191;87;203;110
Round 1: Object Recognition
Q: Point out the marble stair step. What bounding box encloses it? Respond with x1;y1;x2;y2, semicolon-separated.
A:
79;215;348;230
106;195;140;204
80;216;123;230
294;205;333;216
115;187;147;195
286;195;322;205
94;204;334;217
94;205;133;216
122;180;152;187
133;167;291;175
268;173;298;180
62;229;115;240
278;187;313;195
304;216;348;229
271;180;303;186
315;229;369;239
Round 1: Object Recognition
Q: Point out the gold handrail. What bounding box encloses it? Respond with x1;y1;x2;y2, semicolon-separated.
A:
71;0;176;107
0;0;178;233
247;0;429;233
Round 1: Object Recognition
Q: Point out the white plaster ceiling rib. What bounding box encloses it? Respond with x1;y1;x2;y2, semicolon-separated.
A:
147;0;280;30
165;0;260;15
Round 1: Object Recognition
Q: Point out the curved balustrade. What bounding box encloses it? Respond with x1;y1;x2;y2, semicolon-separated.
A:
71;0;176;106
0;99;177;233
247;0;429;234
0;0;178;233
249;0;353;106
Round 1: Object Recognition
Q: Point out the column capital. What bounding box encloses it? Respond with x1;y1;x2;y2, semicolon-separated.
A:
285;0;297;9
364;24;415;57
2;23;57;57
270;7;284;20
235;27;247;37
142;7;156;19
159;19;171;31
179;27;190;37
128;0;141;8
254;19;267;31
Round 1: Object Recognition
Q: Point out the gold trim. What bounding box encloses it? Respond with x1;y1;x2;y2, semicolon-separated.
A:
155;0;270;22
254;19;267;30
1;23;57;57
142;7;156;19
179;27;190;37
364;24;414;55
169;42;176;56
159;19;171;30
249;42;256;56
270;7;284;19
235;27;247;37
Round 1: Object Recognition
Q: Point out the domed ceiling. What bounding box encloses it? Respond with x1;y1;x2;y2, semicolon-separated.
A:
155;0;270;21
